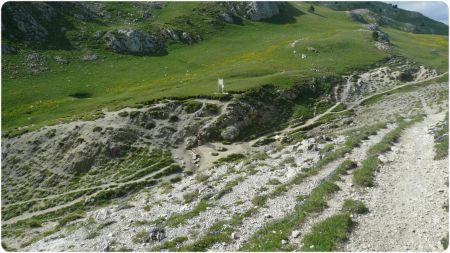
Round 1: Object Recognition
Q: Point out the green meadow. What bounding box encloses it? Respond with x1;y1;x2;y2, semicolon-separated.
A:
2;2;447;131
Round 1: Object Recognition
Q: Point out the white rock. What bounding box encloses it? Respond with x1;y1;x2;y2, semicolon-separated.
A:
291;230;301;238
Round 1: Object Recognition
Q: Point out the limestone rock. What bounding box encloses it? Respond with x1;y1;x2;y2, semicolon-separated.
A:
221;126;240;141
104;29;166;55
225;2;283;21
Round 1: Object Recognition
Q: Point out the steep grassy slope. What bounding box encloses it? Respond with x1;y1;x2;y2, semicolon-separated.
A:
1;2;448;132
385;27;449;72
320;1;448;35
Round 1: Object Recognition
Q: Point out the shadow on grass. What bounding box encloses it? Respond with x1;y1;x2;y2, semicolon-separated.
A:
260;2;305;24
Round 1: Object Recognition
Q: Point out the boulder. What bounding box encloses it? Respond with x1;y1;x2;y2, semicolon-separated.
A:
217;12;234;23
103;29;166;55
161;28;180;41
184;136;197;149
291;230;301;238
93;30;106;39
225;2;283;21
150;227;165;242
181;32;194;45
221;125;240;141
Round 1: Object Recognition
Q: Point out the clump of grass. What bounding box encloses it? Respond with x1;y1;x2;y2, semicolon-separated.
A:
320;143;335;154
182;100;203;113
160;181;173;194
252;195;268;207
216;177;243;199
183;190;200;203
300;212;352;251
86;231;99;239
268;178;282;185
280;156;296;167
441;233;449;250
179;208;257;251
166;200;209;227
205;103;219;114
254;151;269;160
58;211;84;227
195;173;209;183
150;236;188;251
214;153;246;165
434;113;448;160
330;103;347;112
132;230;151;244
118;111;129;117
352;156;378;187
342;199;368;214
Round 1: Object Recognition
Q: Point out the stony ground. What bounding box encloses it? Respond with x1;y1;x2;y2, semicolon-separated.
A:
2;63;448;252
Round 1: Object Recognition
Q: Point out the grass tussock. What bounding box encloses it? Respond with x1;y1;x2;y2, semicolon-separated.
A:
300;212;352;251
342;199;368;214
166;200;209;227
434;113;449;160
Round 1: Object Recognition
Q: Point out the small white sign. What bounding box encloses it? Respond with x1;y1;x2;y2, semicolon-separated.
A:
218;78;224;93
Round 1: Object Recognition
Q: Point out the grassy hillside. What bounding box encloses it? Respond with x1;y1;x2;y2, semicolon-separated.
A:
385;27;448;72
320;1;448;35
1;2;448;131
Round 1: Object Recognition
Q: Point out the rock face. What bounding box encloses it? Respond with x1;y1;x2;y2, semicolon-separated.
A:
103;29;166;55
225;2;283;21
3;2;50;42
1;44;17;54
197;80;333;142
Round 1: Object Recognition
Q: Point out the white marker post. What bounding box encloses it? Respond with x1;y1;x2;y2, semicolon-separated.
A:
218;78;224;93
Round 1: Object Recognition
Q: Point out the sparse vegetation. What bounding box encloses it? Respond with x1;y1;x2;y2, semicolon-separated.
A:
150;236;188;251
353;115;424;187
166;200;209;227
183;191;200;203
301;212;352;251
434;113;449;160
342;199;369;214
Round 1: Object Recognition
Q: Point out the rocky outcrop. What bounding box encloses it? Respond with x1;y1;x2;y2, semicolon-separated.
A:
2;44;17;54
160;28;201;45
224;2;284;21
24;52;48;74
2;2;50;43
103;29;166;55
197;80;333;142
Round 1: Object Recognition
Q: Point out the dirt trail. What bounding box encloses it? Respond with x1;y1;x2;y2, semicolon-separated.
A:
210;125;394;251
2;165;174;225
344;110;448;251
350;72;448;109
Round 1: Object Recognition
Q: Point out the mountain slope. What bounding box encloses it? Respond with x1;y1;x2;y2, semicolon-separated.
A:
319;1;448;35
1;2;448;133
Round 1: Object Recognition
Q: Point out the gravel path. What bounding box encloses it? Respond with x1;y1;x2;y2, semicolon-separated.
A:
344;111;448;251
210;125;394;251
